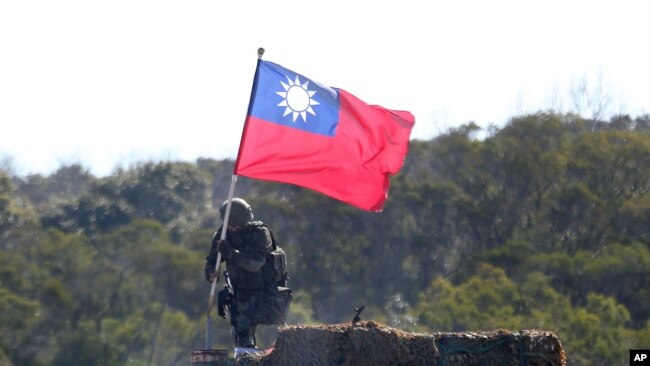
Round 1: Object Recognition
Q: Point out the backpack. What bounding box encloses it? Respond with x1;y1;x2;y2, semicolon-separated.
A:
257;226;292;325
263;229;289;286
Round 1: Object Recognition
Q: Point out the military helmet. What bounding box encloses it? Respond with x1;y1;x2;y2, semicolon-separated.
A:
220;197;254;226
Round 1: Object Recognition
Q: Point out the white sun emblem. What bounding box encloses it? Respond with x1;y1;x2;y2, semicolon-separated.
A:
276;75;320;123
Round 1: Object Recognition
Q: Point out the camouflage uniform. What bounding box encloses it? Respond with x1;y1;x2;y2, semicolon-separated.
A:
205;199;273;348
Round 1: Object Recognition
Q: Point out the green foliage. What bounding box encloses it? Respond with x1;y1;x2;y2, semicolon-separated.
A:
285;291;316;325
39;162;213;239
558;294;632;365
414;264;528;331
0;288;43;365
619;193;650;242
15;164;95;207
52;321;122;366
413;267;635;365
548;183;607;252
121;162;211;224
0;171;36;236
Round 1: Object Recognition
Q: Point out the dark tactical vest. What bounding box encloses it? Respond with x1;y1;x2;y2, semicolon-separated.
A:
222;221;271;290
218;222;292;324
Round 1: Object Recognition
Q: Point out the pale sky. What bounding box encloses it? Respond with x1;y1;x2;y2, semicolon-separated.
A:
1;0;649;177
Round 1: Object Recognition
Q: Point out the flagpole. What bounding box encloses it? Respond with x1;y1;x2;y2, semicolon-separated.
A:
205;174;237;349
205;47;265;350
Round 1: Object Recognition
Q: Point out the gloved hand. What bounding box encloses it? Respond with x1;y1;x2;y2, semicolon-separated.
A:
218;240;236;260
205;270;218;283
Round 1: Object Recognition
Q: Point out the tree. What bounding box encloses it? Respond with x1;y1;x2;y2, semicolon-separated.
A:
16;164;94;207
0;288;43;366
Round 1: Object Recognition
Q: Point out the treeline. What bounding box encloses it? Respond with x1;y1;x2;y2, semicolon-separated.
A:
1;112;649;365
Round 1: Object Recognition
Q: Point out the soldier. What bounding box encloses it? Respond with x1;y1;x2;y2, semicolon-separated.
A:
204;197;275;352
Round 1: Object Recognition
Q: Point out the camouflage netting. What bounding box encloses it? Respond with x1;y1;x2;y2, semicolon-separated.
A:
207;321;566;366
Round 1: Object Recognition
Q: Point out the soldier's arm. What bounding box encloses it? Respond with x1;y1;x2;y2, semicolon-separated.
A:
204;230;223;281
228;227;272;272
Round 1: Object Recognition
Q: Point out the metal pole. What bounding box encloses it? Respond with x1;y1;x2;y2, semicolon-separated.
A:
205;47;265;350
205;174;238;349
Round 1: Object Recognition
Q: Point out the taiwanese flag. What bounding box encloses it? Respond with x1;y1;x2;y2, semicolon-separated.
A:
234;60;415;212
